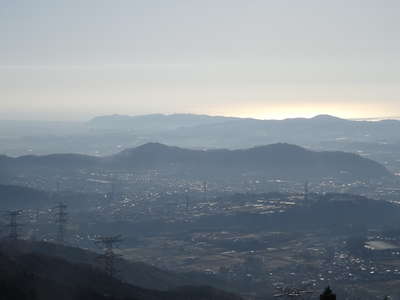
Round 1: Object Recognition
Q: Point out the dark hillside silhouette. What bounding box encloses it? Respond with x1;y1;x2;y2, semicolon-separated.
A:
0;143;391;182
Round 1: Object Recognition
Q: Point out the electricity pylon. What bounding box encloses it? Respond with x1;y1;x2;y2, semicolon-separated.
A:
5;210;23;240
95;235;124;278
54;202;68;244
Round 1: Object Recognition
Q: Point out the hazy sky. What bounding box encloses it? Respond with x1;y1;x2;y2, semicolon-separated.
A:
1;0;399;120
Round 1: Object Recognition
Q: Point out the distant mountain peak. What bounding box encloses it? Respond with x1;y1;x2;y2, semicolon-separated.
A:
250;143;308;153
88;113;240;131
0;142;391;181
118;142;180;157
134;142;172;151
311;114;345;121
107;142;391;180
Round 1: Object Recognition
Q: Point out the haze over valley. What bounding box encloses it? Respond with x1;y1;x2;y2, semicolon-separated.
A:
2;113;400;299
2;1;400;299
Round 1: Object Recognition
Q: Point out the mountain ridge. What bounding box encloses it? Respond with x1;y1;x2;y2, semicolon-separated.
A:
2;113;400;157
0;143;391;181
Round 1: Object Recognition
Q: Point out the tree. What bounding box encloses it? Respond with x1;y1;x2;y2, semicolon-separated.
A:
320;287;336;300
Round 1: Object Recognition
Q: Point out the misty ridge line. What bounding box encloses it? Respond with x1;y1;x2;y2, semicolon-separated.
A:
0;141;382;159
1;112;400;176
1;113;400;123
0;142;391;181
89;113;400;123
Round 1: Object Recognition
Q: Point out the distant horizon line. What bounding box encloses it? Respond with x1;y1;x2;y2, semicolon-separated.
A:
1;113;400;123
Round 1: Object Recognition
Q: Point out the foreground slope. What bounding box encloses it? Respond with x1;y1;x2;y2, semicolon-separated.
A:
0;240;232;292
0;240;241;300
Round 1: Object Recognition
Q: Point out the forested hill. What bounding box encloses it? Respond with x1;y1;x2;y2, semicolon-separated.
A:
0;143;391;181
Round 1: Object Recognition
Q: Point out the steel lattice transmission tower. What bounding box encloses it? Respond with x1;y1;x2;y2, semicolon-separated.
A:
6;210;23;240
202;181;208;201
54;202;68;244
185;195;190;212
304;180;309;202
95;235;124;278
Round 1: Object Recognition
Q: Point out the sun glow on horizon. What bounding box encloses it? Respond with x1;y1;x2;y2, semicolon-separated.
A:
214;101;398;121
